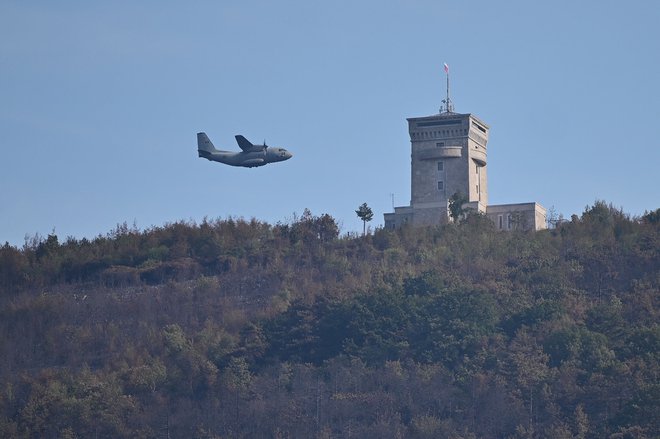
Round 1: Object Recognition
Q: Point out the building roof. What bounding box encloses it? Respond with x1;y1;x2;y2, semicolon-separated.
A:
407;112;490;129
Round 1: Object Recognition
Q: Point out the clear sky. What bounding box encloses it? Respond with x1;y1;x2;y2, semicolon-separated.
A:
2;1;659;246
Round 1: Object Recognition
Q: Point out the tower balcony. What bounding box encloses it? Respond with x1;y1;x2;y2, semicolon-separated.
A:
417;146;462;160
470;148;487;166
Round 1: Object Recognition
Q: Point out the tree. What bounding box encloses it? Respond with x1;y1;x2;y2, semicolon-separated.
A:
0;242;28;292
355;203;374;236
508;328;550;434
448;192;468;222
224;357;253;424
641;207;660;224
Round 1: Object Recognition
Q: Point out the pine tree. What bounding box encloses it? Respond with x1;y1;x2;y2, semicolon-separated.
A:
355;203;374;236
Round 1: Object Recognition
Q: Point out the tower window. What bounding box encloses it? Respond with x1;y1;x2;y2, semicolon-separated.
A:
474;123;486;133
437;161;444;171
436;142;444;147
438;181;444;191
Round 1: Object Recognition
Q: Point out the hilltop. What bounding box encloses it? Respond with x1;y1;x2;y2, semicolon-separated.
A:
0;203;658;438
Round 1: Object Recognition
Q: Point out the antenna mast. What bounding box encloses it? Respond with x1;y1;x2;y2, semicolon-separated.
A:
441;62;453;113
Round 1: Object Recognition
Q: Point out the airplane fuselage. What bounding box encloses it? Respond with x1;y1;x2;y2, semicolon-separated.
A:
199;149;289;168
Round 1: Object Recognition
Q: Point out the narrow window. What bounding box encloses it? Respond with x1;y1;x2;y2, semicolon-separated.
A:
437;161;444;171
437;181;444;191
436;142;444;147
498;215;503;229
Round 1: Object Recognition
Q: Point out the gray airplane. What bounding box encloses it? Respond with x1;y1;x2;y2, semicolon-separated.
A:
197;132;292;168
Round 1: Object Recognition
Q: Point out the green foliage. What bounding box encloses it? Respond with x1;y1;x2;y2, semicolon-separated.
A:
448;192;468;222
18;369;143;438
502;301;563;336
544;326;616;373
641;207;660;224
0;242;28;292
356;202;374;235
260;279;499;367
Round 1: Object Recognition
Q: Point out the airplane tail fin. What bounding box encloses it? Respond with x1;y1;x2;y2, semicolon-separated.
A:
197;132;217;158
235;135;255;152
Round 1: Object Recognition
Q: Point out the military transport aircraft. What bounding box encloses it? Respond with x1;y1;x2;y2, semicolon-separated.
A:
197;132;293;168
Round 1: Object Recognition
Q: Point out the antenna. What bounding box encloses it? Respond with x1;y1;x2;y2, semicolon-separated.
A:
441;62;453;113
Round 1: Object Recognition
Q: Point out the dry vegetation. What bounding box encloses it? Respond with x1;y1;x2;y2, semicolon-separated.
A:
0;204;658;438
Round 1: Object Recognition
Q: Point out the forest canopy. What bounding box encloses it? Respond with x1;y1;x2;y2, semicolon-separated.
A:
0;202;658;438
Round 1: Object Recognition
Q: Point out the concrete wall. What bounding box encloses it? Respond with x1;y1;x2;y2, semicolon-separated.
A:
486;203;547;231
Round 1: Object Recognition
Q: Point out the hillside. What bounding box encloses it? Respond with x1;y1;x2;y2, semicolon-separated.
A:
0;203;658;438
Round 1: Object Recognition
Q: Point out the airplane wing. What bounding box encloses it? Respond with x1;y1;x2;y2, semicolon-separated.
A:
235;135;257;152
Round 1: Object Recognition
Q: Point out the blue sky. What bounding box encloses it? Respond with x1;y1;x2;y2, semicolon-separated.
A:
2;1;659;245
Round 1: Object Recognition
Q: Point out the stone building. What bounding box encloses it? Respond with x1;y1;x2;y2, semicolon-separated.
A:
384;87;546;231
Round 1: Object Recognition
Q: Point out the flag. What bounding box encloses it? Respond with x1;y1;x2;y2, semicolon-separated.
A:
444;63;449;74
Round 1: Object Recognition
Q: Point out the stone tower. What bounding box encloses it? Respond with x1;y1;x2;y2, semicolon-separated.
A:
384;67;546;230
408;111;489;223
384;111;490;228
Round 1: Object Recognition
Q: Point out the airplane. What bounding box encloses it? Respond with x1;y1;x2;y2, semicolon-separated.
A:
197;132;293;168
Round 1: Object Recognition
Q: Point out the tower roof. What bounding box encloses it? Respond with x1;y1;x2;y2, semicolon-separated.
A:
407;112;489;129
